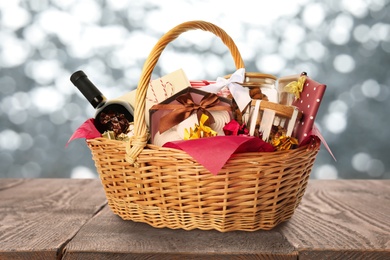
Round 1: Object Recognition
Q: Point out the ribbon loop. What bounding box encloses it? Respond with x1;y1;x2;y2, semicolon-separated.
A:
156;92;229;133
199;68;251;112
284;75;306;99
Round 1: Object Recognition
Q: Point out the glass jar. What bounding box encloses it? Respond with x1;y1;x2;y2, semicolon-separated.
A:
242;73;278;103
223;72;278;102
277;74;300;106
223;72;277;125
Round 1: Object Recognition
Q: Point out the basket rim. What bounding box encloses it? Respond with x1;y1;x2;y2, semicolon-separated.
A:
87;136;319;157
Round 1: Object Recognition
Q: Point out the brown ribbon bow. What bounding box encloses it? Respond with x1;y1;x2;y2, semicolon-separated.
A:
152;92;231;133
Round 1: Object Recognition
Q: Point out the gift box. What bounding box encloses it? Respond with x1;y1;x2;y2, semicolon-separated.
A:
149;87;233;146
126;68;191;127
291;77;326;144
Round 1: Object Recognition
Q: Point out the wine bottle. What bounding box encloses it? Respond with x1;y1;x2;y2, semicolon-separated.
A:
70;70;134;136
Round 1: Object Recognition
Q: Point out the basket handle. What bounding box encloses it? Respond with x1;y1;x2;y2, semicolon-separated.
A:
126;20;245;165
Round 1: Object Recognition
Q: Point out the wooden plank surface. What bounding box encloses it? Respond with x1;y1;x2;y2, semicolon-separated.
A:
277;180;390;260
0;179;389;259
0;178;25;191
0;179;107;260
62;206;297;260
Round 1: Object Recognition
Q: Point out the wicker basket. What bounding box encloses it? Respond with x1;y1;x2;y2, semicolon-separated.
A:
87;20;320;232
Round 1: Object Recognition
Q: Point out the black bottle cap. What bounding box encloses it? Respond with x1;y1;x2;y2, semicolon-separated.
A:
70;70;106;109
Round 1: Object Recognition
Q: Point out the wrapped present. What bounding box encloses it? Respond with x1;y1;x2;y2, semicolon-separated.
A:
149;87;233;146
126;68;191;127
190;80;234;98
289;76;327;144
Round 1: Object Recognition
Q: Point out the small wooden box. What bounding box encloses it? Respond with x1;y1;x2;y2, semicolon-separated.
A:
248;99;302;141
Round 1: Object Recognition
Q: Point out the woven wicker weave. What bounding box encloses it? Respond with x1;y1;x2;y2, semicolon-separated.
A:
87;20;320;232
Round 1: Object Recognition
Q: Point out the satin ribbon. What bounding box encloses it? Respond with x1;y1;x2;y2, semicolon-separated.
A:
284;75;306;99
199;68;251;112
152;92;231;133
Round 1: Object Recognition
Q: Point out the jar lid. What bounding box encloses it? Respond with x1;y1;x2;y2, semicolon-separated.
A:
278;74;300;85
244;72;277;81
224;72;277;86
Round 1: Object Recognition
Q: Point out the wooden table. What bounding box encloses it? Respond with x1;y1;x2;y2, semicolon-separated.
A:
0;179;389;259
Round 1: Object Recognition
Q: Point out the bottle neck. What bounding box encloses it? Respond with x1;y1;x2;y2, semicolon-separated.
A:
94;96;106;109
70;70;107;109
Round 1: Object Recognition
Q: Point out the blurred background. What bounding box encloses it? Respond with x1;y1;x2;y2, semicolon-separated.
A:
0;0;389;179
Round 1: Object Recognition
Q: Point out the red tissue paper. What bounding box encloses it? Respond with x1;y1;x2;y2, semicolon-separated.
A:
66;118;101;147
163;135;274;175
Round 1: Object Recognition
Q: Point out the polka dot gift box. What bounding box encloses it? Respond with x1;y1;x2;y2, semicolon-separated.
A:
292;76;327;144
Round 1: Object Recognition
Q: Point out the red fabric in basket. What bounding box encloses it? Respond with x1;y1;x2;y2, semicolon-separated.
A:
163;135;274;175
66;118;101;147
